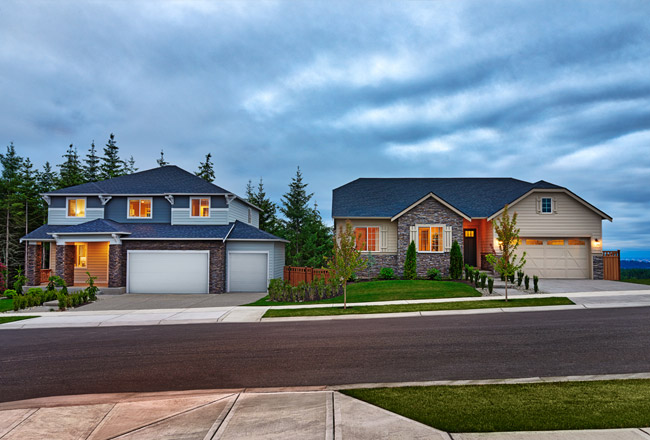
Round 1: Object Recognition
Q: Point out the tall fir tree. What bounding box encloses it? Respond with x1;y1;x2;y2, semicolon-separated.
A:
38;162;57;194
157;149;169;167
196;153;215;182
301;204;333;268
246;178;280;235
99;133;125;179
125;156;138;174
0;143;26;279
57;144;86;189
83;141;100;182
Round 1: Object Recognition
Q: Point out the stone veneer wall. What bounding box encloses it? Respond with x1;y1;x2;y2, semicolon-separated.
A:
396;198;464;278
356;254;398;279
116;240;226;294
592;254;603;280
54;244;75;286
25;243;42;286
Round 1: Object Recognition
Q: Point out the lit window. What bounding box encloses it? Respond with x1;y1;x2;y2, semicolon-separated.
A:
75;243;87;268
354;227;379;252
191;198;210;217
67;198;86;217
464;230;475;238
129;199;152;218
568;239;585;246
418;226;443;252
541;197;552;214
547;239;565;246
525;239;543;245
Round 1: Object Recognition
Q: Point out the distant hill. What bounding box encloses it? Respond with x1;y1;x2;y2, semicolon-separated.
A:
621;259;650;269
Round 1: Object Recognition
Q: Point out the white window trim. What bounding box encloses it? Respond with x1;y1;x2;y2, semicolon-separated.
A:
65;197;87;218
74;243;87;268
416;224;445;253
354;226;381;253
190;197;211;218
541;197;553;215
127;197;154;219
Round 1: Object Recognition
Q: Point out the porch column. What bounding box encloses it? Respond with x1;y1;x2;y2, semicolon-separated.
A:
25;242;42;286
55;244;75;286
108;244;125;288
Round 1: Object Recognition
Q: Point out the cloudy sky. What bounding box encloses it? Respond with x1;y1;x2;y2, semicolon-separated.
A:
1;1;649;257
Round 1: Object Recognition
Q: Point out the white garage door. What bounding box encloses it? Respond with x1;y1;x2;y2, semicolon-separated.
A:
229;252;268;292
519;238;590;279
128;251;209;294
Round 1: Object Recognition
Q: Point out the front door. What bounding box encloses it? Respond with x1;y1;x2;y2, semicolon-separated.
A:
463;229;477;267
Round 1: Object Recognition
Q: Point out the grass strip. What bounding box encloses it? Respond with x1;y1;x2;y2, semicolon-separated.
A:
342;379;650;432
0;316;38;325
247;280;480;306
622;278;650;286
263;297;574;318
0;298;14;312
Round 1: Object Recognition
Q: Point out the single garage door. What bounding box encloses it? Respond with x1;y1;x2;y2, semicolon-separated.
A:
519;238;590;279
229;252;268;292
128;251;209;294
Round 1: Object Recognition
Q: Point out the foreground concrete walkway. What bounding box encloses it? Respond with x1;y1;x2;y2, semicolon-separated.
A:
3;290;650;329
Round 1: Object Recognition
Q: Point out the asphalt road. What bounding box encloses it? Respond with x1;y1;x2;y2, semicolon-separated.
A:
2;307;650;403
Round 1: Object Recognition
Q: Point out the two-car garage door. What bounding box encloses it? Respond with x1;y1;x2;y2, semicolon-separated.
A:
518;238;590;279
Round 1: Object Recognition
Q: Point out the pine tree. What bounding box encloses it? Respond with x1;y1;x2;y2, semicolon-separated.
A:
157;149;169;167
57;144;86;189
83;141;100;182
449;240;463;279
99;133;125;179
0;143;26;280
196;153;215;182
301;204;333;268
125;156;138;174
403;241;417;279
38;162;57;194
280;167;313;266
246;178;280;234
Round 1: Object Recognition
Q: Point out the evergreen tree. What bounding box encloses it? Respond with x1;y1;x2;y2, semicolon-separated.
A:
0;143;26;279
157;149;169;167
57;144;86;189
449;240;463;279
83;141;100;182
301;204;333;268
403;241;417;279
38;162;57;194
196;153;215;182
99;133;125;179
246;178;280;234
125;156;138;174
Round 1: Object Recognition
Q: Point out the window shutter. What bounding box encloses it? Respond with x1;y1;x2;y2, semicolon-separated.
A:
553;197;558;214
380;226;388;252
444;225;453;252
409;226;417;246
536;197;541;214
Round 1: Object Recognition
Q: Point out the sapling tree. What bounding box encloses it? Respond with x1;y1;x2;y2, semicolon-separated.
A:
486;204;526;301
328;220;367;309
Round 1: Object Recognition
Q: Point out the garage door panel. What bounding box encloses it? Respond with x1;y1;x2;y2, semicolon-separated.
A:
229;253;268;292
520;238;589;279
128;251;209;294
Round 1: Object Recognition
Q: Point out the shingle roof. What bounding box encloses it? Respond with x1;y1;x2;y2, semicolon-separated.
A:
21;220;286;242
46;165;231;195
332;178;565;219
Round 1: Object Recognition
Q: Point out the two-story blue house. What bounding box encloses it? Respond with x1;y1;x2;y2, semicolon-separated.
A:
21;165;286;294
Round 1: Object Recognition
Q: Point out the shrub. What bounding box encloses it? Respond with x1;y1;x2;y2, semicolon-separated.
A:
474;270;481;287
517;270;524;287
449;241;463;279
488;277;494;294
13;298;20;311
58;293;67;310
533;275;539;293
12;267;27;294
508;274;515;284
27;287;43;296
378;267;396;280
525;275;530;290
464;264;472;280
268;278;342;303
403;241;417;280
480;273;487;289
3;289;17;299
500;272;505;281
426;268;442;281
85;272;99;301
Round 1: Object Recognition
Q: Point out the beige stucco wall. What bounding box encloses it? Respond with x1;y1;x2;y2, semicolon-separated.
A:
494;191;604;253
334;218;398;254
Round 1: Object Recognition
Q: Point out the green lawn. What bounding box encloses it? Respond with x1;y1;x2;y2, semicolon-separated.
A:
0;298;13;312
343;379;650;432
0;316;37;325
622;278;650;286
247;280;480;306
263;297;574;318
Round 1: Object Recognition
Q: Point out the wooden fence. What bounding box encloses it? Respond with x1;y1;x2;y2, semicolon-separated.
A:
284;266;330;286
603;250;620;281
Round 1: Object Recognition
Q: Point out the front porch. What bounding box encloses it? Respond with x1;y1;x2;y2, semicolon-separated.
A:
462;218;495;271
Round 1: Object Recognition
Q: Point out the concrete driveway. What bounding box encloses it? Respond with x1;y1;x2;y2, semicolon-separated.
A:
73;292;267;311
539;279;649;293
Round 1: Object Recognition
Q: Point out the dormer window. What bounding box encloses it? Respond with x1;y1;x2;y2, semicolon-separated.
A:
128;198;152;218
541;197;553;214
67;198;86;218
191;197;210;217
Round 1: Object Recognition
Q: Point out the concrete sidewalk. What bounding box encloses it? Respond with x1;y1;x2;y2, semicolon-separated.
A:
2;290;650;329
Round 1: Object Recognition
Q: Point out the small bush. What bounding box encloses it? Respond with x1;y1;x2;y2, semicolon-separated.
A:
403;241;417;280
533;275;539;293
474;270;481;287
517;270;524;287
27;287;43;296
426;268;442;281
13;267;27;293
3;289;17;299
85;272;99;301
508;274;515;284
378;268;395;280
488;277;494;294
480;273;487;289
525;275;530;290
500;272;505;281
57;293;67;310
464;265;472;280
